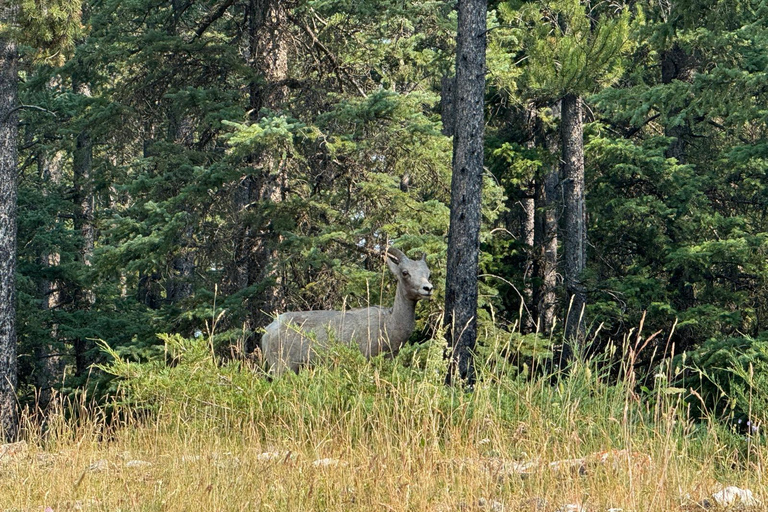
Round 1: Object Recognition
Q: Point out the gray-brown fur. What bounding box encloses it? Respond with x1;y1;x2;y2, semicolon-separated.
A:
262;247;433;376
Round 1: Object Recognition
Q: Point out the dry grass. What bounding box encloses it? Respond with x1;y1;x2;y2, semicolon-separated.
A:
0;335;765;512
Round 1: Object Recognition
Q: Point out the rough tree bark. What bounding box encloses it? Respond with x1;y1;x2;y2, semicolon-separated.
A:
0;28;19;440
231;0;290;350
561;93;586;360
444;0;487;386
532;103;560;335
517;105;537;334
520;182;535;333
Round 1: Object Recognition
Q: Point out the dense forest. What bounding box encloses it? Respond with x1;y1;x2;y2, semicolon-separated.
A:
2;0;768;427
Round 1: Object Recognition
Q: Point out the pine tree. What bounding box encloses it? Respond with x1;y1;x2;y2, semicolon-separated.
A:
0;6;20;440
444;0;488;386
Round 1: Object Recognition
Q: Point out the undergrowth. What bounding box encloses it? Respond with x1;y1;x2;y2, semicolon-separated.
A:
0;332;765;511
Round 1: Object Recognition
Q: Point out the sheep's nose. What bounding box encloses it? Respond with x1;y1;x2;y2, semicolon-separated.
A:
423;284;433;293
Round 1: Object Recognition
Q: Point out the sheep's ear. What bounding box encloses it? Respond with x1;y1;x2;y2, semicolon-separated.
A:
386;247;406;265
420;253;426;261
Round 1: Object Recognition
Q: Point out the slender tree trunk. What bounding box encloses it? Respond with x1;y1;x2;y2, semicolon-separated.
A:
0;32;19;440
36;151;66;409
533;167;558;334
440;75;456;137
167;111;196;303
444;0;487;386
530;103;559;335
561;93;587;359
72;80;95;377
520;188;535;333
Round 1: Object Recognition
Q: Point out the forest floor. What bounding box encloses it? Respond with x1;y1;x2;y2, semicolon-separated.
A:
0;339;765;512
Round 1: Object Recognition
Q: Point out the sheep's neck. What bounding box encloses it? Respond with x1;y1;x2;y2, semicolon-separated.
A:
384;284;417;350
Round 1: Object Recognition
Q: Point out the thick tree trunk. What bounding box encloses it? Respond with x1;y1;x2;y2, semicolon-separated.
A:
232;0;289;345
444;0;487;386
561;93;586;359
0;33;19;440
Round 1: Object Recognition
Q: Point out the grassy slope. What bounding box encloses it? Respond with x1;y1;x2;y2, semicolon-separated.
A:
0;336;764;512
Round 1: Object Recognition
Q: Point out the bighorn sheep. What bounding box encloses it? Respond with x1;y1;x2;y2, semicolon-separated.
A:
261;247;433;375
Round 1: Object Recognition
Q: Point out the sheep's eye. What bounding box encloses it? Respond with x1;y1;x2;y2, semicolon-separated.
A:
402;270;410;277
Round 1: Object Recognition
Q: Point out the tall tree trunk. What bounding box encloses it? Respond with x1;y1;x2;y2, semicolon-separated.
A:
661;43;697;315
72;80;95;377
0;31;19;440
444;0;487;386
561;93;586;359
531;103;559;335
520;187;535;333
516;103;538;334
36;150;66;409
233;0;289;347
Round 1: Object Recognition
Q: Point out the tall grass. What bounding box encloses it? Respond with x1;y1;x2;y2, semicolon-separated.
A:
0;332;764;511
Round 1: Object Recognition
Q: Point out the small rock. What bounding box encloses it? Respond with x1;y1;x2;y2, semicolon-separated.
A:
556;505;587;512
520;497;548;511
0;440;28;462
213;455;241;469
87;459;110;472
482;457;539;478
477;497;505;511
549;458;588;475
312;457;347;468
711;486;759;508
125;459;152;468
257;451;292;462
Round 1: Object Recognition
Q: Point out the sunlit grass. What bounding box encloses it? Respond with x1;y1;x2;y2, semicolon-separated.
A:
0;333;765;511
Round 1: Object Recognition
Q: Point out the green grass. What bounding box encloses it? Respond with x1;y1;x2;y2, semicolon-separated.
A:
0;334;764;511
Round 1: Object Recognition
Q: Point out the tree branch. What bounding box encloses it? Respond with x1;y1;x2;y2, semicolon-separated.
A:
193;0;238;39
3;104;57;122
290;15;368;98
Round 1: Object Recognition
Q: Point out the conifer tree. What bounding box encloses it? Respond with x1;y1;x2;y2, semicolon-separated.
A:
444;0;488;386
492;0;629;359
0;5;20;440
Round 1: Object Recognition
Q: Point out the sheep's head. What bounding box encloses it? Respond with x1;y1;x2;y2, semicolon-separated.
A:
386;247;433;301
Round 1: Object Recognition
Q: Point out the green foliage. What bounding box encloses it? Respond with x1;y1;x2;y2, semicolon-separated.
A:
15;0;83;63
674;336;768;430
11;0;768;429
495;0;633;99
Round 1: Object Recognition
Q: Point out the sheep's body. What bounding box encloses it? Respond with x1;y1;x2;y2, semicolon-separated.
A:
261;248;432;376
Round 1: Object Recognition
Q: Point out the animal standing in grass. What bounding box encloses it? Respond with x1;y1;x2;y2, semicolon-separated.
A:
262;247;433;375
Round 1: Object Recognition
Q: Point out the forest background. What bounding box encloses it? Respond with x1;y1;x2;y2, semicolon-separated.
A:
2;0;768;435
